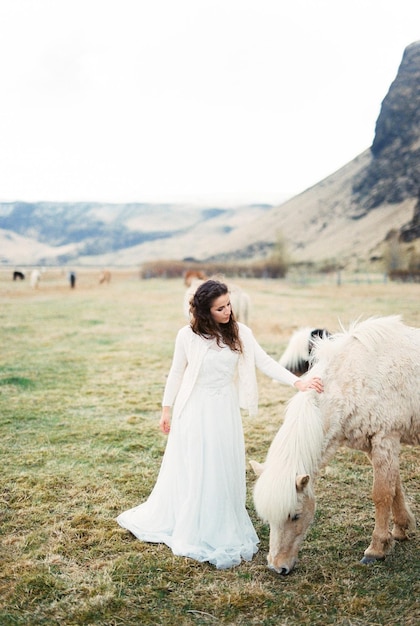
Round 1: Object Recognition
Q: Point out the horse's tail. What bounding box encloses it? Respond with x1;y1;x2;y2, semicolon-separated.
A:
279;328;313;374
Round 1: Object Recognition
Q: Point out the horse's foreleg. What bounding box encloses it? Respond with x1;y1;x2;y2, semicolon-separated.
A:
361;437;400;564
391;473;416;541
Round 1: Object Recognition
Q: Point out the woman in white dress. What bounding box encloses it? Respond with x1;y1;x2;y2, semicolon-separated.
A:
117;280;323;569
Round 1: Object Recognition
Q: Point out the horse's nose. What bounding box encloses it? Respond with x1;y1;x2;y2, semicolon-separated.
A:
268;563;291;575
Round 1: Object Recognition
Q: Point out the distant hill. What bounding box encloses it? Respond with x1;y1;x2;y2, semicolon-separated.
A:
0;202;274;266
1;41;419;271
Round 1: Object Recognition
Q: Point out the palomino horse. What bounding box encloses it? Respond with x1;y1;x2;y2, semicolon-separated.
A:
184;278;251;325
251;316;419;573
184;269;208;287
279;327;331;375
99;269;111;284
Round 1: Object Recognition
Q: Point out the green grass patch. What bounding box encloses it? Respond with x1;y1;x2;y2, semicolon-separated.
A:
0;376;35;388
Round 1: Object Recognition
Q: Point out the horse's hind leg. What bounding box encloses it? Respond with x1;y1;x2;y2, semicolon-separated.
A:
361;437;400;563
391;472;416;540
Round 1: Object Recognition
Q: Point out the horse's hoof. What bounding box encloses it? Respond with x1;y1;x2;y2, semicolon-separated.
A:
360;555;385;565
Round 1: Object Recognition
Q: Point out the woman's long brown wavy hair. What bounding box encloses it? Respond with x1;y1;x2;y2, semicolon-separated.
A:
190;280;243;353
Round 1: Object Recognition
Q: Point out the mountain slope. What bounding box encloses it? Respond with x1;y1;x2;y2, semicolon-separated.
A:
219;150;416;268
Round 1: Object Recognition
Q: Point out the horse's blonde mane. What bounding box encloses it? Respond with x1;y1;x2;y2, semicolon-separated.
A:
310;315;404;367
253;391;324;524
346;314;403;349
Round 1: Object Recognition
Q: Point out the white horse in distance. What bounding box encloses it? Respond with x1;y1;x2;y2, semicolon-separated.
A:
30;269;41;289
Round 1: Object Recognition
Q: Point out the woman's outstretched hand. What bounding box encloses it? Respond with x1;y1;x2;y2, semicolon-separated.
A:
294;376;324;393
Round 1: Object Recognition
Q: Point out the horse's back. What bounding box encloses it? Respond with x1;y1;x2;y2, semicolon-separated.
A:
315;317;420;446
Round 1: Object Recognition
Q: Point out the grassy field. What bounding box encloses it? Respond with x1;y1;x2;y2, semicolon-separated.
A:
0;268;419;626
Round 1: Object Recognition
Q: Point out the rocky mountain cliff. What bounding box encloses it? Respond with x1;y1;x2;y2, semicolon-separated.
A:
1;41;419;270
216;40;420;269
353;41;420;235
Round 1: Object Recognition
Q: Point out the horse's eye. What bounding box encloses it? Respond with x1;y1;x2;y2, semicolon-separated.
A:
290;513;300;522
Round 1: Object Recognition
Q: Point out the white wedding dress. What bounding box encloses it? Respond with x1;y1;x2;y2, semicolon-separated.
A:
117;343;259;569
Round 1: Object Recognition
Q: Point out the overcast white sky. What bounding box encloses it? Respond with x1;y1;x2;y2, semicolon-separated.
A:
0;0;419;205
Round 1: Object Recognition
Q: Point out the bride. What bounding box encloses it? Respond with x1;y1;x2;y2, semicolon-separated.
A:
117;279;323;569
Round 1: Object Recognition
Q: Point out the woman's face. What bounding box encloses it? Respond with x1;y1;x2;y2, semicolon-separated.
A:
210;293;232;324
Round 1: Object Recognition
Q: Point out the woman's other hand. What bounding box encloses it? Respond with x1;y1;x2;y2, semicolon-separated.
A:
159;406;171;434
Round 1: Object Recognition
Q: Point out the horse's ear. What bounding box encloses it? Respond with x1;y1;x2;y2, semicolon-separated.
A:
296;474;310;491
249;460;265;476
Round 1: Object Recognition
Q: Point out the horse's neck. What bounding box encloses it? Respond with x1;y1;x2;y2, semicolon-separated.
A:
268;392;325;478
319;420;344;469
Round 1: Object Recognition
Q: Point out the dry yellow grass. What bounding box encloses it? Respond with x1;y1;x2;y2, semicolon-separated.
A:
0;268;419;625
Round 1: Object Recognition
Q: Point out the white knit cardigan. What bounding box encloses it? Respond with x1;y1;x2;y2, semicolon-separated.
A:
162;323;298;419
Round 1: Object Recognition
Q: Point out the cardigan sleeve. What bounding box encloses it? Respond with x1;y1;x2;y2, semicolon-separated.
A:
252;334;299;386
161;328;188;407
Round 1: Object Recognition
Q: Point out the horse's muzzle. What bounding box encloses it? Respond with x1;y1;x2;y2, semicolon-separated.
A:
268;561;295;575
